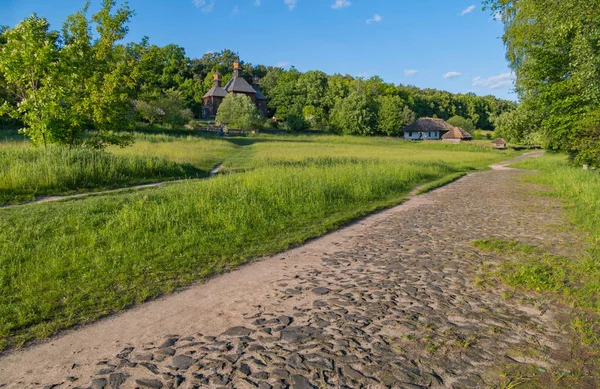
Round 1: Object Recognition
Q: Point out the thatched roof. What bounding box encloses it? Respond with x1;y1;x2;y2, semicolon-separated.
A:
442;127;473;140
402;118;455;133
492;138;507;145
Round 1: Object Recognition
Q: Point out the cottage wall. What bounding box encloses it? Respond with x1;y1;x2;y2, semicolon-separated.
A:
404;131;441;140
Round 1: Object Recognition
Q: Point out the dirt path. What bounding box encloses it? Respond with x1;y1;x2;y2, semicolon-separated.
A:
0;153;580;389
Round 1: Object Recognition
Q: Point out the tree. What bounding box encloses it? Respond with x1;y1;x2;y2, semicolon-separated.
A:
0;15;59;146
493;105;542;145
266;67;302;120
215;93;262;130
485;0;600;163
402;105;416;126
0;1;136;148
0;25;16;127
135;89;193;127
377;95;405;136
447;116;476;134
329;87;377;135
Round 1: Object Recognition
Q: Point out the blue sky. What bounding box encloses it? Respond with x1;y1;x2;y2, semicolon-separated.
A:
1;0;516;100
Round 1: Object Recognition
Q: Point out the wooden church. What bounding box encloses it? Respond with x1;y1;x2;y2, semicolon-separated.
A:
202;61;268;118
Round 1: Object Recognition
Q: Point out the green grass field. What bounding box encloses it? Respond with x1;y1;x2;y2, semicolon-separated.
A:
0;132;516;349
0;131;229;205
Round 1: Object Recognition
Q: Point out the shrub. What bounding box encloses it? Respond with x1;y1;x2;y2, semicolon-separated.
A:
287;114;310;132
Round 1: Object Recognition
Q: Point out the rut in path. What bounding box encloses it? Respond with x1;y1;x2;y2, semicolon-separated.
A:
0;157;590;389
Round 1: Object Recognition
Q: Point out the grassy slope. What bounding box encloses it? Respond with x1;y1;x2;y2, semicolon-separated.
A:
0;134;516;349
0;132;239;205
108;133;239;173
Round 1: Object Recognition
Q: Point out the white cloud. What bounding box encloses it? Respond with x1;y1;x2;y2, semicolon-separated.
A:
461;5;475;15
254;0;261;5
443;71;462;79
331;0;351;9
404;69;418;76
284;0;297;10
193;0;216;12
473;72;516;89
275;61;289;68
366;14;382;24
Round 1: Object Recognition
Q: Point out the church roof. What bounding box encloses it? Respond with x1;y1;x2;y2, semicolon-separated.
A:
203;85;228;98
253;85;267;100
224;77;257;94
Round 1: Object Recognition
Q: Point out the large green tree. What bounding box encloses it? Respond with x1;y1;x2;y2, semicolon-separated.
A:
377;95;405;136
215;93;262;130
330;86;377;136
485;0;600;163
0;0;136;148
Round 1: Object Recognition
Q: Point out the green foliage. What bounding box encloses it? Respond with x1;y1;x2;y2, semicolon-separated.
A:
216;93;263;130
377;95;405;136
447;115;476;134
0;4;519;144
265;67;303;120
493;106;544;146
0;1;136;148
286;113;310;132
330;88;377;135
402;105;417;127
135;89;193;127
0;134;515;348
485;0;600;163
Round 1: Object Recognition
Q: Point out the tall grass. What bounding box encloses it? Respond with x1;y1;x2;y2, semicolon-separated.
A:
0;146;189;205
0;141;512;349
108;133;238;172
222;134;512;173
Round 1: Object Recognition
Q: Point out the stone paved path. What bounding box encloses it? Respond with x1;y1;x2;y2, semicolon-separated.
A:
0;158;581;389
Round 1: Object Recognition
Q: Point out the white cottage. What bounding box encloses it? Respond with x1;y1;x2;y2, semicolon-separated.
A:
402;118;456;140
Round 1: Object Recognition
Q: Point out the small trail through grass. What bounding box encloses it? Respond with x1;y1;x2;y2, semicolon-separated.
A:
0;163;226;210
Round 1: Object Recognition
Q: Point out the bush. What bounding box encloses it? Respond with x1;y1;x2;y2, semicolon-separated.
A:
287;114;310;132
264;119;279;129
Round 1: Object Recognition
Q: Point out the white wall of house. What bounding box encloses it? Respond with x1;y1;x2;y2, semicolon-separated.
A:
403;131;441;140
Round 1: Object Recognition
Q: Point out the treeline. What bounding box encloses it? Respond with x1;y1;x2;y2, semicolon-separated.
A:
487;0;600;164
0;0;516;148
